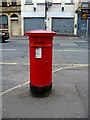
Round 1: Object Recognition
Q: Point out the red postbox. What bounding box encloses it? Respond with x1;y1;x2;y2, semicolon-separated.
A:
26;30;56;97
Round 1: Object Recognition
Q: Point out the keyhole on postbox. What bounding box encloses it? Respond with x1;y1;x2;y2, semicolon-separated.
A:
46;61;49;64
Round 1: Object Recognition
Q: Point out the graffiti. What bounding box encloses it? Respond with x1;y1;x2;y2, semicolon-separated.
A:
81;24;86;30
53;26;74;34
77;14;87;36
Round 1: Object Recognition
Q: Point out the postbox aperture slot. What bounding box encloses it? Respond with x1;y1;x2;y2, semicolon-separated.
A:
34;42;44;44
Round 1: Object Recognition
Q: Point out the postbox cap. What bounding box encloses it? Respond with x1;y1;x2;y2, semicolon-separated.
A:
26;29;56;37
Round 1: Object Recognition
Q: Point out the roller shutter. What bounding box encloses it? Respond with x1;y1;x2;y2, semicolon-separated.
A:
24;18;44;34
52;18;74;35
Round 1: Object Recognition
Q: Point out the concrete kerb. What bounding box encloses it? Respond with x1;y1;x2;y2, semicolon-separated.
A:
54;36;88;41
9;36;88;41
9;36;28;40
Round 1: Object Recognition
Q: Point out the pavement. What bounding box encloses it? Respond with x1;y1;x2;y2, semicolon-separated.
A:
1;36;89;119
1;65;88;119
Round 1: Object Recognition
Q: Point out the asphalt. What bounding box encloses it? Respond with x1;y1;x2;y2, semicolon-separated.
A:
1;65;88;119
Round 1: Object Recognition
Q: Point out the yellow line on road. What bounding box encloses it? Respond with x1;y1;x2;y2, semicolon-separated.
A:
0;62;88;67
0;62;18;65
53;64;88;67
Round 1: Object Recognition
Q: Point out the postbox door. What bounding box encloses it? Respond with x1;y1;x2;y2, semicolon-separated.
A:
30;43;52;87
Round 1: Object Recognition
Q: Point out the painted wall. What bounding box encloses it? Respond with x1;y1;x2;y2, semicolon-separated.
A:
21;0;78;35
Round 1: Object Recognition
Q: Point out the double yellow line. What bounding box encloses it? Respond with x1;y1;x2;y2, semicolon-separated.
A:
0;62;18;65
0;62;88;67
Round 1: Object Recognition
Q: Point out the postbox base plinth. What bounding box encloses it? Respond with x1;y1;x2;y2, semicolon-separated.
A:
30;83;52;97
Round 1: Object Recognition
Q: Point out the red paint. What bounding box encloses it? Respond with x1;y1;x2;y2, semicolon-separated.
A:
26;30;56;87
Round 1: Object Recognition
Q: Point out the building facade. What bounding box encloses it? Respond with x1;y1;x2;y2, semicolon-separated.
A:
0;0;21;36
77;1;90;36
21;0;78;36
1;0;89;37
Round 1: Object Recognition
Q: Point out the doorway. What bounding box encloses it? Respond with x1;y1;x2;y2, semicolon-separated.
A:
10;14;19;36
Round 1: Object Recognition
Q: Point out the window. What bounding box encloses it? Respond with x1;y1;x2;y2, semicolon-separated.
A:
25;0;32;4
11;14;18;18
11;14;18;20
12;0;17;6
2;0;7;7
0;15;8;29
82;3;88;8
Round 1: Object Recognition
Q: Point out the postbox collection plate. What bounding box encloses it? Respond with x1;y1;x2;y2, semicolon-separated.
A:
35;47;42;58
